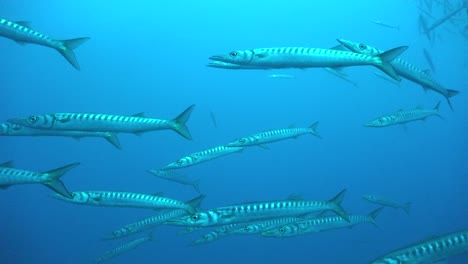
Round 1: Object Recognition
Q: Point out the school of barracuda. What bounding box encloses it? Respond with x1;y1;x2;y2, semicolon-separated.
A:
1;0;467;263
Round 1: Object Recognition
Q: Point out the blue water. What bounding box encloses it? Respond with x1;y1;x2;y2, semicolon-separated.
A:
1;0;467;263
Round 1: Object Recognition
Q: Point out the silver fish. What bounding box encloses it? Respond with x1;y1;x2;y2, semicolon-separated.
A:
147;169;200;192
0;17;89;70
94;233;153;263
363;195;411;214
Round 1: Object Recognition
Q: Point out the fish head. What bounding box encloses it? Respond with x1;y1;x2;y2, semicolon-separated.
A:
336;39;380;56
209;50;254;65
161;157;190;170
233;224;258;234
364;117;389;127
260;224;298;238
0;123;12;135
50;191;91;204
164;211;217;227
7;114;52;129
207;61;243;69
225;136;255;147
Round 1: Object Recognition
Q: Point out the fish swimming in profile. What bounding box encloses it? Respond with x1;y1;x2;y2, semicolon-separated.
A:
209;45;408;81
261;207;383;238
421;1;468;39
364;102;443;128
147;169;200;192
94;233;153;263
231;216;306;235
160;145;245;170
8;105;195;140
0;17;89;70
225;122;321;148
207;61;269;70
422;48;436;74
372;20;400;30
362;195;411;214
164;189;349;227
50;191;198;213
0;122;121;149
103;195;205;240
370;229;468;264
189;223;248;246
337;39;460;110
0;161;79;198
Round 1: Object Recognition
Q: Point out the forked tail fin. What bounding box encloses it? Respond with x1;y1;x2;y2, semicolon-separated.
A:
171;105;196;140
57;37;90;70
42;163;80;198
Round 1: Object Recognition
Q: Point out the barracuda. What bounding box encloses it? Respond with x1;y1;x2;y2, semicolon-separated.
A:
190;222;248;246
50;191;198;213
0;17;89;70
337;39;460;110
363;195;411;214
0;161;79;198
147;169;200;192
207;61;268;69
261;207;383;238
103;195;205;240
209;46;408;81
0;122;120;149
225;122;320;148
94;233;153;263
164;189;349;227
8;105;195;140
160;145;245;170
370;229;468;264
364;102;443;128
231;216;306;235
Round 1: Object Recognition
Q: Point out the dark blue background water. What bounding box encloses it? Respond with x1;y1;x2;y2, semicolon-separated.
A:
1;0;467;263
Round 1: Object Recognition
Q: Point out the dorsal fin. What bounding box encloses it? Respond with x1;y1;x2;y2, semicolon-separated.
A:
132;112;145;117
330;44;347;51
0;161;14;168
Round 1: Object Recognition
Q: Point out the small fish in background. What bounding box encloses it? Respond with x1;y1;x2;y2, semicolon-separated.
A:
369;229;468;264
362;195;411;214
267;74;296;79
94;233;153;263
209;110;218;128
372;20;400;30
0;17;89;70
364;101;443;128
147;169;201;193
422;1;468;39
422;48;436;73
373;71;401;87
0;161;79;198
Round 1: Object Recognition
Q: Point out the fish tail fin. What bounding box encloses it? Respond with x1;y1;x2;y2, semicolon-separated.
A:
171;105;196;140
309;121;321;139
403;202;411;215
368;207;384;227
328;189;350;222
192;179;201;193
57;37;90;70
375;46;408;81
186;194;206;211
43;163;80;198
433;101;441;111
103;132;121;149
446;89;459;112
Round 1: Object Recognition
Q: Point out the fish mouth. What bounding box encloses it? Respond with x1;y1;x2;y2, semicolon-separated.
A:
163;217;187;226
6;118;26;126
208;55;227;62
336;38;353;49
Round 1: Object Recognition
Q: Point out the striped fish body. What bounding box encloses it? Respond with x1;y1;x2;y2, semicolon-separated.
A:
370;229;468;264
226;124;320;147
232;216;304;235
105;209;188;240
363;195;411;214
147;170;200;192
207;61;268;70
190;223;247;246
0;18;61;49
0;166;50;186
365;106;440;127
10;113;174;132
211;47;384;68
51;191;195;213
161;145;244;170
94;234;152;263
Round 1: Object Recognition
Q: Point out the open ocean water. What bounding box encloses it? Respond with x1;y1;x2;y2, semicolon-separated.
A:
0;0;467;263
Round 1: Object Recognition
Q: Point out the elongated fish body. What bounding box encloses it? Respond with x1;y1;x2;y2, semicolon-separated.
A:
209;46;408;81
147;169;200;192
226;123;320;148
50;191;197;213
0;162;79;198
363;195;411;214
262;208;383;238
364;102;442;128
207;61;268;70
104;194;205;240
94;233;153;263
190;222;248;246
0;17;89;70
337;39;460;110
231;216;305;235
160;145;245;170
165;189;349;227
8;104;196;140
0;122;121;149
370;229;468;264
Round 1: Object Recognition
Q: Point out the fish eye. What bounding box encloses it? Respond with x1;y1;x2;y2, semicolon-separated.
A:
279;228;285;233
28;116;38;123
359;44;366;50
229;51;238;57
191;215;200;221
239;138;245;143
378;118;384;123
176;160;183;165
